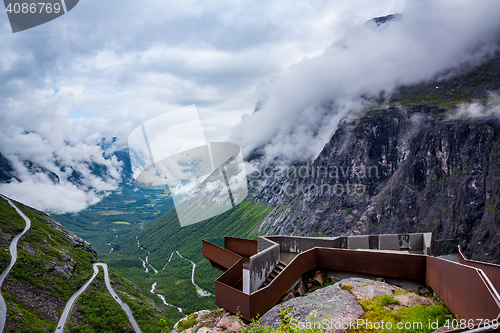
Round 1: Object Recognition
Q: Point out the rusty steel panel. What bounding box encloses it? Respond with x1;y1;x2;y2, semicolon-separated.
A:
250;248;318;319
459;247;500;295
217;258;243;288
203;240;241;270
215;281;251;320
426;256;440;296
203;237;500;323
426;256;500;322
208;259;226;272
477;271;500;319
225;237;258;257
204;238;252;319
316;248;427;282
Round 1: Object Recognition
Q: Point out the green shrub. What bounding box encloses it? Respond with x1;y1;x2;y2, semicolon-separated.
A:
375;294;400;307
178;313;198;332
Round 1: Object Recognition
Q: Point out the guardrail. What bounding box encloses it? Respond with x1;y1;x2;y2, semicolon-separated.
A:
203;237;500;323
427;256;500;323
264;235;346;253
202;239;241;270
251;248;318;317
316;247;426;281
459;246;500;294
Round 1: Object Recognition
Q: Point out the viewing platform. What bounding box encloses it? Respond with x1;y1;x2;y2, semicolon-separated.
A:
203;233;500;332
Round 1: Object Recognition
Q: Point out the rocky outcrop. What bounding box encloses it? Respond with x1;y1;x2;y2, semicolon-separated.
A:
348;278;402;301
4;279;65;322
186;277;445;333
172;309;243;333
259;281;364;331
46;218;97;255
394;293;438;307
258;277;442;333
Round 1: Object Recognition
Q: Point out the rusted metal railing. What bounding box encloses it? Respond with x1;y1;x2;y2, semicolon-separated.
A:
203;237;500;323
316;247;426;281
202;239;241;270
225;237;258;257
427;256;500;323
459;246;500;295
251;248;318;318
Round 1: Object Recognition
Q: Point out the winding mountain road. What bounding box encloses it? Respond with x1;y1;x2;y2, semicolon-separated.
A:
0;196;206;332
0;194;141;333
0;194;32;332
95;263;142;333
55;263;142;333
54;264;99;332
175;251;212;296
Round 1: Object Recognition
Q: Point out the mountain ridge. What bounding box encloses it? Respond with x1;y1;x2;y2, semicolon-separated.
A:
244;50;500;263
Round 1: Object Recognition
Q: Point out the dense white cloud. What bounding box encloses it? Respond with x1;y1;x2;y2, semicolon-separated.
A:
0;122;124;213
0;0;404;134
0;0;499;212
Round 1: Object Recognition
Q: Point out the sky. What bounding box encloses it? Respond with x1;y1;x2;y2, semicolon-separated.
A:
0;0;499;213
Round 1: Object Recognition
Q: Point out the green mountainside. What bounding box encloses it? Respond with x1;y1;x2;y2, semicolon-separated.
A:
67;267;166;333
54;191;271;324
0;196;172;332
101;199;271;320
390;53;500;108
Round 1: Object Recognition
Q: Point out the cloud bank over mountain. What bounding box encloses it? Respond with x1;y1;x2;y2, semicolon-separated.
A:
0;119;126;213
1;0;500;212
0;0;407;212
231;1;500;162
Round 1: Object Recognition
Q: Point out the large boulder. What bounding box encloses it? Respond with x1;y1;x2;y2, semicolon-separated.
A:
348;278;403;300
259;280;364;332
172;309;243;333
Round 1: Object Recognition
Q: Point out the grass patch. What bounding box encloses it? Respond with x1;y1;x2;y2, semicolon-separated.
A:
346;293;452;333
107;267;175;332
243;305;324;333
374;294;400;307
